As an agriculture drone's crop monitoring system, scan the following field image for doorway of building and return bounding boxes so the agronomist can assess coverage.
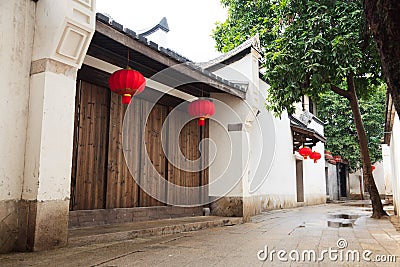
[296,159,304,202]
[325,167,329,196]
[338,164,348,198]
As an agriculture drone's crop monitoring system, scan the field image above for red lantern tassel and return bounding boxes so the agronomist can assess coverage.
[122,94,132,105]
[198,117,205,126]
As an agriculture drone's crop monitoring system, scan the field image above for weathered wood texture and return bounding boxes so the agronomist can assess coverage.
[139,101,168,207]
[167,109,203,205]
[71,81,110,210]
[106,93,140,208]
[70,81,209,211]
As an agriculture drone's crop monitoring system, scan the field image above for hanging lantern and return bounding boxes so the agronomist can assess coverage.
[108,68,146,104]
[372,165,376,171]
[310,151,321,163]
[333,155,342,163]
[298,147,312,159]
[187,99,215,126]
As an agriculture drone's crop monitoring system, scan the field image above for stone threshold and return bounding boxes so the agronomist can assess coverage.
[68,216,243,247]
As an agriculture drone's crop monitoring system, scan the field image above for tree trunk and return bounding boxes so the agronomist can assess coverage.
[364,0,400,116]
[346,75,388,218]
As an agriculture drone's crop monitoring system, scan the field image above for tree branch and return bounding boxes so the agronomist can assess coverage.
[322,74,351,99]
[330,84,351,99]
[299,72,312,89]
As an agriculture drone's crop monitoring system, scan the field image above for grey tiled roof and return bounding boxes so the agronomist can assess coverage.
[140,17,170,36]
[95,13,247,93]
[197,34,261,70]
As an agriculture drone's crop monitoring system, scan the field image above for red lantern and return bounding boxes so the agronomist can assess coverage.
[310,151,321,163]
[108,68,146,104]
[372,165,376,171]
[187,99,215,126]
[298,147,312,159]
[333,155,342,163]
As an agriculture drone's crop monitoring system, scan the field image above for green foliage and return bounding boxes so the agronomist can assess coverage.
[213,0,278,53]
[318,84,386,170]
[212,0,382,115]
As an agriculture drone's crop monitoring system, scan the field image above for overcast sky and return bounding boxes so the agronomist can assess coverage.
[96,0,227,63]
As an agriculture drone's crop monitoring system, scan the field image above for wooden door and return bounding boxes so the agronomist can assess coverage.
[70,81,110,210]
[138,101,168,206]
[105,93,141,208]
[296,159,304,202]
[71,81,209,210]
[167,109,202,205]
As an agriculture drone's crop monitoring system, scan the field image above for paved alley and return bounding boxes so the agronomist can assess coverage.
[1,203,400,266]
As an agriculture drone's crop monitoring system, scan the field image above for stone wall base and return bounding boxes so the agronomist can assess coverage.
[210,195,326,223]
[0,200,20,253]
[210,197,243,217]
[0,199,69,253]
[25,200,70,252]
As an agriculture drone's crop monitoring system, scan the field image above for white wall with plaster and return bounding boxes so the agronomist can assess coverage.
[382,144,393,196]
[208,48,326,209]
[388,114,400,214]
[0,0,36,201]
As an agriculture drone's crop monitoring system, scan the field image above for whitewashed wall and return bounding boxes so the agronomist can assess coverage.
[382,144,393,196]
[208,51,260,199]
[372,161,386,195]
[209,49,326,212]
[349,169,363,196]
[349,162,386,198]
[0,0,35,202]
[389,114,400,215]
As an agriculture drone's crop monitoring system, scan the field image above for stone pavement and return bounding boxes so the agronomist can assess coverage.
[1,203,400,266]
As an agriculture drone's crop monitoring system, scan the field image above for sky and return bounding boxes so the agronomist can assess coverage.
[96,0,228,63]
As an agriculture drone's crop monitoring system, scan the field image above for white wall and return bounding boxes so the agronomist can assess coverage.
[349,169,363,196]
[250,80,297,206]
[389,113,400,214]
[303,141,326,200]
[208,94,249,197]
[372,161,386,195]
[32,0,95,68]
[208,48,326,210]
[349,162,387,198]
[208,50,261,199]
[0,0,36,201]
[382,144,393,196]
[22,71,77,201]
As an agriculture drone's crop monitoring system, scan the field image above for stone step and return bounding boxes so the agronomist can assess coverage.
[68,216,243,247]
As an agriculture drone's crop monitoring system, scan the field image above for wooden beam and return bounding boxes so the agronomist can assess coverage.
[87,44,210,98]
[77,65,184,108]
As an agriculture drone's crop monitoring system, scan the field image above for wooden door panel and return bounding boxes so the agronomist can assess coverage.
[71,81,110,210]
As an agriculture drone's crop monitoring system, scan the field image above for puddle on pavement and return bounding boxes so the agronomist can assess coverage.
[327,213,362,228]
